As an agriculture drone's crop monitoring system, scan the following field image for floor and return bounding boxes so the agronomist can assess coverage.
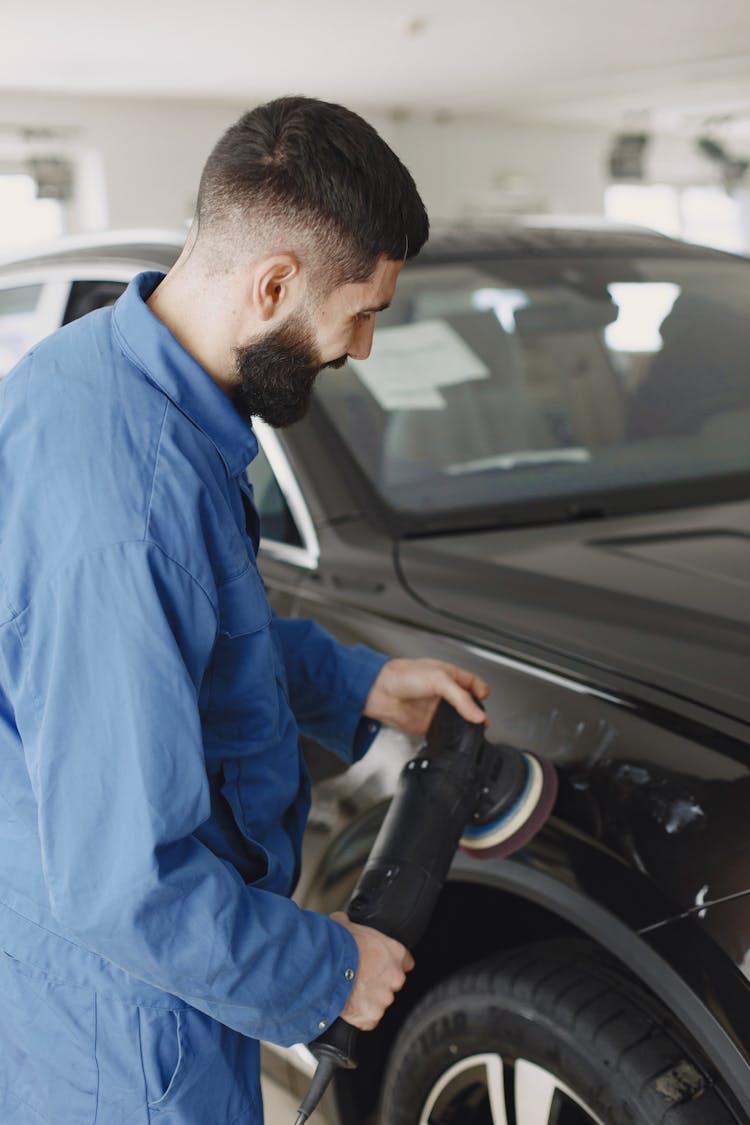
[261,1073,334,1125]
[261,1074,301,1122]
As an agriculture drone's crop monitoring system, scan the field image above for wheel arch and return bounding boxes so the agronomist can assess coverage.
[335,824,750,1123]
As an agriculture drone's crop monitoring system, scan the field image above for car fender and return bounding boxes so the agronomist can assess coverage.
[310,800,750,1117]
[449,826,750,1115]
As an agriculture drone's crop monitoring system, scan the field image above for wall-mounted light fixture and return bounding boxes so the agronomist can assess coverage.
[608,132,650,182]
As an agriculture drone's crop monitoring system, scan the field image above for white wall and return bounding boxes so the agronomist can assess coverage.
[0,92,247,233]
[0,91,613,236]
[5,91,747,247]
[381,115,610,220]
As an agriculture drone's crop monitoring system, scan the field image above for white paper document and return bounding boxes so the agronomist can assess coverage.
[349,318,489,411]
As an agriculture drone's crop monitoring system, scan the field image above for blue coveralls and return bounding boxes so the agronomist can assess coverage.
[0,272,388,1123]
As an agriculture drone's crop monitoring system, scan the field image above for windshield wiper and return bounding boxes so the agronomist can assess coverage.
[444,447,592,476]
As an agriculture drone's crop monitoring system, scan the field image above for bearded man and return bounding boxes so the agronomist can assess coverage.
[0,95,487,1123]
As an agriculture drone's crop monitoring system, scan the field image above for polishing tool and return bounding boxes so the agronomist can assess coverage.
[293,698,558,1124]
[459,737,558,859]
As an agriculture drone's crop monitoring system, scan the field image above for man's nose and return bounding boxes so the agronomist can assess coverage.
[347,319,376,361]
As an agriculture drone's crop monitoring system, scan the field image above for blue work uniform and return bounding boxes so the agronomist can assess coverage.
[0,272,388,1123]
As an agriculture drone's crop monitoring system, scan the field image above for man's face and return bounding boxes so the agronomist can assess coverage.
[232,255,403,428]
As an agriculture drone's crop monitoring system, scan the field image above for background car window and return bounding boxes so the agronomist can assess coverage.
[246,442,303,548]
[63,280,128,323]
[315,255,750,522]
[0,284,43,377]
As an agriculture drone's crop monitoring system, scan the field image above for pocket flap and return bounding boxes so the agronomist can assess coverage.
[217,565,271,638]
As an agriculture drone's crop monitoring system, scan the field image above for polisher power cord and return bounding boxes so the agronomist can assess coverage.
[292,699,558,1123]
[292,1056,338,1125]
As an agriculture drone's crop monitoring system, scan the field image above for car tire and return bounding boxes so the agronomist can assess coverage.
[379,940,739,1125]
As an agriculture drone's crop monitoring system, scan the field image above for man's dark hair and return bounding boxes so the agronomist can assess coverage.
[195,95,429,285]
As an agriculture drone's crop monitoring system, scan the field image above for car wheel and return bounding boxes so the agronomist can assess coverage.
[379,940,737,1125]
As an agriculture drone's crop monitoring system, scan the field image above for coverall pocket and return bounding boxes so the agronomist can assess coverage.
[209,566,279,740]
[216,564,271,639]
[0,949,97,1123]
[138,1007,189,1109]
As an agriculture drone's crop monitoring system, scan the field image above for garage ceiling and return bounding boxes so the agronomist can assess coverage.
[5,0,750,138]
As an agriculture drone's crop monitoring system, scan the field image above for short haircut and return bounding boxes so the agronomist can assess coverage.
[195,95,429,287]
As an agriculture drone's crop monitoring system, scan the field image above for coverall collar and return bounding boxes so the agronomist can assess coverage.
[113,271,258,477]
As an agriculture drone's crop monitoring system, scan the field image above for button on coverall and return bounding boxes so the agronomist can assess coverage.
[0,272,388,1122]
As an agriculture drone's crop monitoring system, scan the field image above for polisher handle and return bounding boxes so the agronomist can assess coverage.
[310,1014,359,1069]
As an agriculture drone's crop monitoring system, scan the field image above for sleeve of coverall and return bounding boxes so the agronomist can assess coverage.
[20,539,358,1046]
[271,615,389,763]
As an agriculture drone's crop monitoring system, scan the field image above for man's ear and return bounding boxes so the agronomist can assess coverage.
[252,253,302,322]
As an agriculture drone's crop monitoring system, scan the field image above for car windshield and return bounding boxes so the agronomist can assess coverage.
[314,252,750,528]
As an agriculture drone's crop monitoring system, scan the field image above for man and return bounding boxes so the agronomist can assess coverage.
[0,96,488,1123]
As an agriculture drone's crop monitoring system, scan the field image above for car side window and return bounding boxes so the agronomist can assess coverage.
[63,280,128,323]
[246,442,303,548]
[0,284,44,377]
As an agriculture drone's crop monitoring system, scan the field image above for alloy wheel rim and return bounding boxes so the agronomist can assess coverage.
[417,1052,607,1125]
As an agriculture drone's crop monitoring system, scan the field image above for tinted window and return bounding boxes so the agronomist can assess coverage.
[315,255,750,525]
[0,284,43,377]
[246,443,302,548]
[64,280,128,323]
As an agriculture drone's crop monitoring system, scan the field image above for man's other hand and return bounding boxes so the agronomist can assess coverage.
[364,658,489,736]
[332,912,415,1031]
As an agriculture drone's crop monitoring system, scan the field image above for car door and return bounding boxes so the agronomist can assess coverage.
[0,262,140,381]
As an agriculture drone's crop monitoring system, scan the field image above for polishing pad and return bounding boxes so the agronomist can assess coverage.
[459,752,558,860]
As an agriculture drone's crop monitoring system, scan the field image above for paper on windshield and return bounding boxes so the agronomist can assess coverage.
[349,318,489,411]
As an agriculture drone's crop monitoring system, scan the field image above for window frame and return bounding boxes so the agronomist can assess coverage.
[253,418,320,571]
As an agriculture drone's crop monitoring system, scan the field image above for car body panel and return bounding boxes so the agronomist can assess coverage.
[395,500,750,725]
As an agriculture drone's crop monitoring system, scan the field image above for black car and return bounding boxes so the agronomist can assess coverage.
[1,222,749,1124]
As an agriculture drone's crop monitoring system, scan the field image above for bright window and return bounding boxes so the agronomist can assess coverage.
[0,174,64,252]
[681,186,745,253]
[606,184,681,238]
[0,284,43,377]
[605,183,746,254]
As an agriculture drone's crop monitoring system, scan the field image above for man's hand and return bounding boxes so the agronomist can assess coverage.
[364,658,489,736]
[332,912,415,1031]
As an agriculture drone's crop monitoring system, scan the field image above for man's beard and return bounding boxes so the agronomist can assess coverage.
[231,311,346,428]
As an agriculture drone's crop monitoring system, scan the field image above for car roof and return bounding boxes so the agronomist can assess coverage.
[0,229,185,274]
[423,218,738,262]
[0,218,737,280]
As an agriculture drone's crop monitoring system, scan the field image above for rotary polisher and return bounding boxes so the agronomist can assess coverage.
[293,699,558,1124]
